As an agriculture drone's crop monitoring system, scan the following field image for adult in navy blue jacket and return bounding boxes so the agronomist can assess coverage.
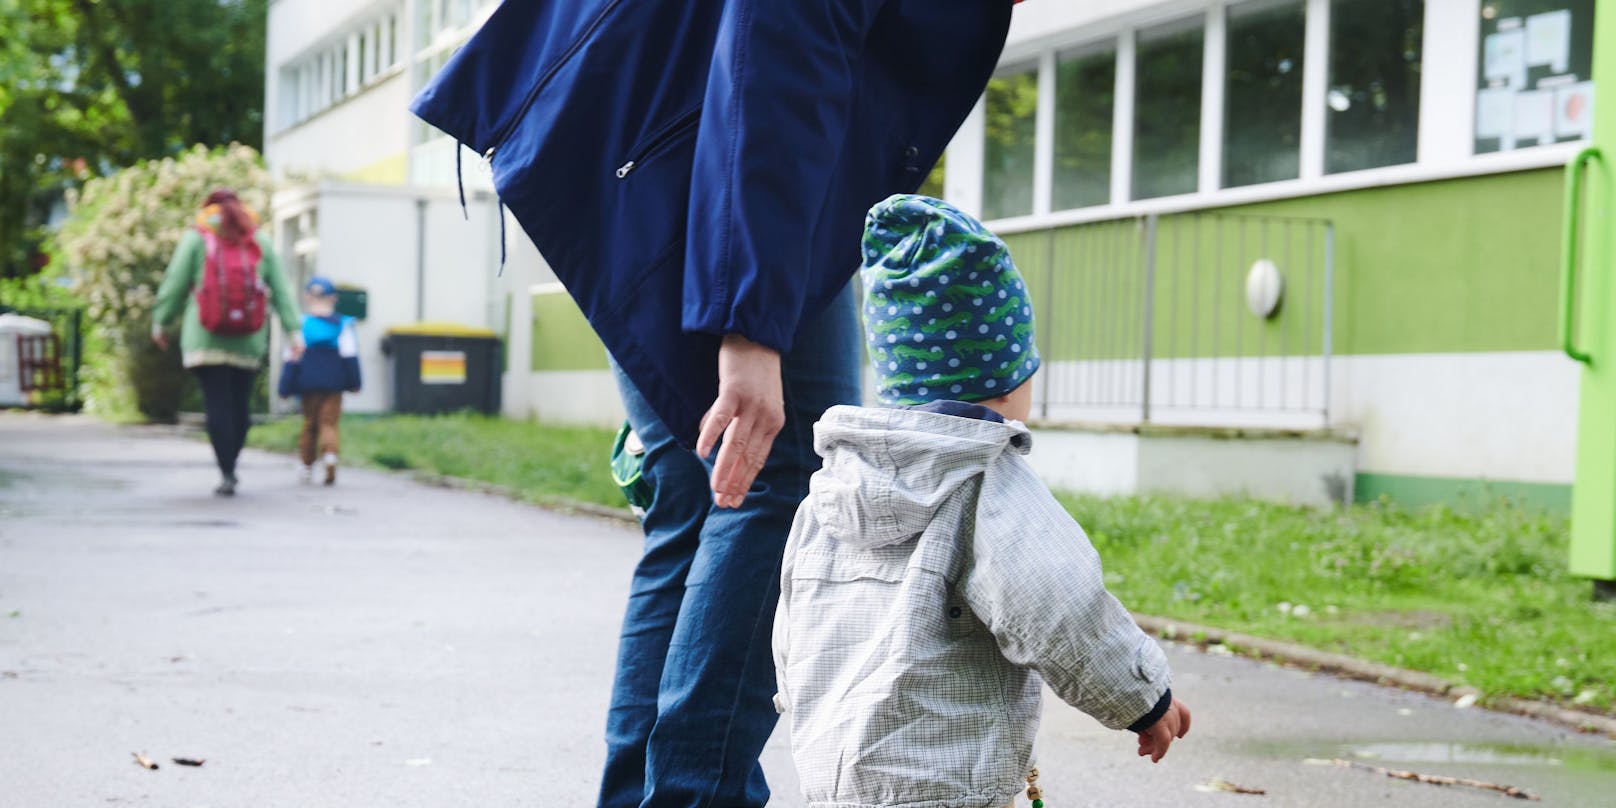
[413,1,1015,805]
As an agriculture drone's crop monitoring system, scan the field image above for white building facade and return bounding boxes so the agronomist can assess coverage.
[263,0,569,417]
[263,0,1599,509]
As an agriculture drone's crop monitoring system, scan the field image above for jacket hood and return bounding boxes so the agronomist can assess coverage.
[810,405,1031,550]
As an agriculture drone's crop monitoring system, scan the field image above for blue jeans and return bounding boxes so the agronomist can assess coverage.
[599,288,860,808]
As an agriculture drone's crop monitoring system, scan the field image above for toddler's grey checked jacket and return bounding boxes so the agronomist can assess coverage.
[773,405,1171,808]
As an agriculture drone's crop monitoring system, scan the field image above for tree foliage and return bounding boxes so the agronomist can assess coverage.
[55,143,271,421]
[0,0,267,278]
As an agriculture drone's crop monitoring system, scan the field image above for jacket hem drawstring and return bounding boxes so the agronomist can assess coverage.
[455,141,507,275]
[455,143,468,220]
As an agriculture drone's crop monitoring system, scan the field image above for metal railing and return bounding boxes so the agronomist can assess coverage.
[0,305,84,411]
[1025,211,1334,429]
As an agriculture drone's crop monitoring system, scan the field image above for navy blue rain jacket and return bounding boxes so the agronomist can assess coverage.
[279,314,362,396]
[411,0,1013,445]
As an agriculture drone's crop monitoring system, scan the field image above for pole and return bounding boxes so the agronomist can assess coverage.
[1566,8,1616,598]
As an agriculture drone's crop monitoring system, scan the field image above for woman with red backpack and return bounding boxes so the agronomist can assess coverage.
[152,189,304,496]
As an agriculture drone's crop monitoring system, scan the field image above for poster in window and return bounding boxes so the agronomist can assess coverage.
[1475,87,1514,139]
[1554,81,1595,139]
[1484,25,1528,90]
[1525,9,1572,72]
[1511,89,1555,145]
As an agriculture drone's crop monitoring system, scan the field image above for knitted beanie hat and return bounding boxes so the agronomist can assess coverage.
[861,195,1040,406]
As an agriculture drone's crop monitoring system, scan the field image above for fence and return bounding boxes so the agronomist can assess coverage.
[0,305,84,411]
[1008,212,1334,429]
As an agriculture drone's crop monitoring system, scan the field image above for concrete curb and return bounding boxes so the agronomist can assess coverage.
[1133,615,1616,739]
[407,472,639,524]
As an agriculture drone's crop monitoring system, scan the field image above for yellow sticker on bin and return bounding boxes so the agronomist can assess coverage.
[420,350,467,385]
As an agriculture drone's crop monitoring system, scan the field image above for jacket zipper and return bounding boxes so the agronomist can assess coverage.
[481,0,627,162]
[615,108,702,179]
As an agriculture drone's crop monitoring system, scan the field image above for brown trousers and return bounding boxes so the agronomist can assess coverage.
[299,391,343,465]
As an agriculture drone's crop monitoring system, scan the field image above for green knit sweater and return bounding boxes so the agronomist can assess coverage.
[152,228,301,370]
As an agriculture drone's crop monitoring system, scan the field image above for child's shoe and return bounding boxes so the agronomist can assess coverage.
[322,453,338,486]
[298,464,313,485]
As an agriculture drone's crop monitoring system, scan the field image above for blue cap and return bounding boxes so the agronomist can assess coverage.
[861,195,1040,406]
[305,276,337,296]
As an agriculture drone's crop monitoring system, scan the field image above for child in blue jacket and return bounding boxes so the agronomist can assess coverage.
[279,277,361,485]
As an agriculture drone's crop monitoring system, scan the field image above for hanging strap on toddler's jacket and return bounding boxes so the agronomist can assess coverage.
[1025,767,1044,808]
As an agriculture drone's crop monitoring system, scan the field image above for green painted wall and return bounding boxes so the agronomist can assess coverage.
[1355,472,1571,514]
[532,292,609,372]
[1003,167,1565,360]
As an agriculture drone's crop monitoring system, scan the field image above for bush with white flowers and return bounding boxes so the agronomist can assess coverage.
[55,144,272,421]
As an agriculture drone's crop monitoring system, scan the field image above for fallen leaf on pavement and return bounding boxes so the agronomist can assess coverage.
[132,752,159,770]
[172,758,205,767]
[1194,778,1266,795]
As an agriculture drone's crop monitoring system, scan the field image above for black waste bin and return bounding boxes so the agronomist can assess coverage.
[382,323,503,415]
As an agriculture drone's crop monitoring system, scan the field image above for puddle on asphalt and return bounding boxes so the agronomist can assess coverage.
[1350,742,1616,772]
[1254,741,1616,774]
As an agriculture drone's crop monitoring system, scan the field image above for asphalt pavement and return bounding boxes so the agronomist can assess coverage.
[2,413,1615,807]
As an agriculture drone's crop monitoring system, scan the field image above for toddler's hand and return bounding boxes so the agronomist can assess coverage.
[1135,697,1191,763]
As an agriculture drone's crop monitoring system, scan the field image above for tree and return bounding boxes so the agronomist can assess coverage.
[55,143,271,421]
[0,0,267,278]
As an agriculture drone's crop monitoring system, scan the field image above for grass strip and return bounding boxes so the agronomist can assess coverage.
[247,412,1616,715]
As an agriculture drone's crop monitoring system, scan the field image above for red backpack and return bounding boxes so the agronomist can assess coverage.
[195,228,267,335]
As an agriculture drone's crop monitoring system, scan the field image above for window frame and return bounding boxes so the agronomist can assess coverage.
[965,0,1588,234]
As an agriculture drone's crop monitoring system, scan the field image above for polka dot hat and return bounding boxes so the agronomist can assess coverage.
[860,194,1040,406]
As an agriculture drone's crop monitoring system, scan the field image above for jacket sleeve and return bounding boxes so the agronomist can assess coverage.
[962,469,1171,731]
[152,230,202,334]
[340,319,362,391]
[681,0,886,353]
[257,238,302,335]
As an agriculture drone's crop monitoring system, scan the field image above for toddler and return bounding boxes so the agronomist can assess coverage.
[279,277,361,485]
[772,195,1189,808]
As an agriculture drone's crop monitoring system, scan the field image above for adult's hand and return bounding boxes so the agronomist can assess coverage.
[151,330,169,351]
[288,332,306,361]
[696,334,784,508]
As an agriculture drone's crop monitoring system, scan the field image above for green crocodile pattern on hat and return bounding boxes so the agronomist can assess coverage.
[860,194,1039,406]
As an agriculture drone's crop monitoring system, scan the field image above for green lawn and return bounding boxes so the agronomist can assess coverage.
[1059,493,1614,715]
[248,412,1614,715]
[247,412,622,509]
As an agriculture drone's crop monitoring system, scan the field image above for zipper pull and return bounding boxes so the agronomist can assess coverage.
[483,146,497,161]
[616,160,635,179]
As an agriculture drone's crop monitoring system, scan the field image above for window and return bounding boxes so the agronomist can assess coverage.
[1224,0,1306,187]
[1474,0,1596,154]
[416,0,435,48]
[1133,18,1204,200]
[1053,41,1116,210]
[388,14,399,68]
[1325,0,1424,174]
[276,6,403,131]
[338,46,350,97]
[982,66,1039,220]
